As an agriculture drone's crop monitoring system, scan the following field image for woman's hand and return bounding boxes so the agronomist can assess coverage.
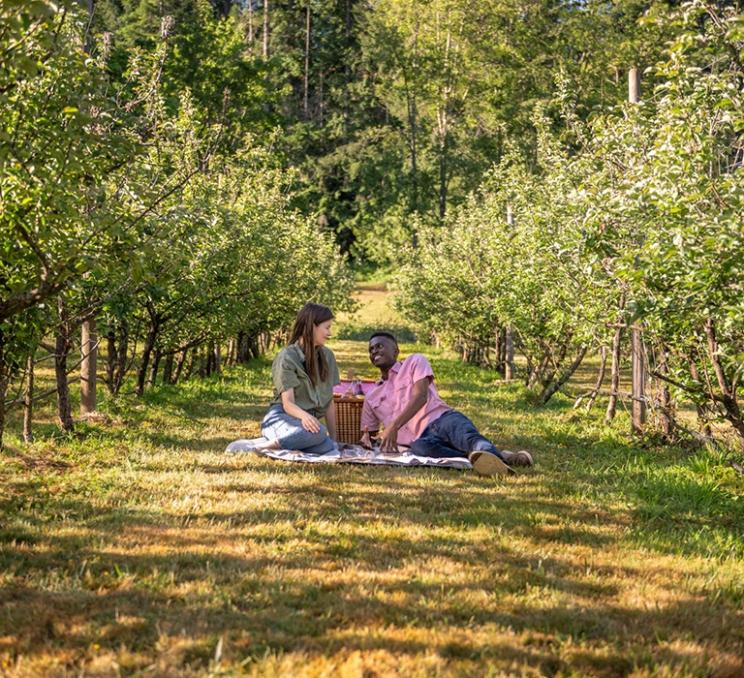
[299,412,321,433]
[282,389,321,433]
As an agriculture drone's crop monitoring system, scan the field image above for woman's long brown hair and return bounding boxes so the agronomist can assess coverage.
[289,303,334,385]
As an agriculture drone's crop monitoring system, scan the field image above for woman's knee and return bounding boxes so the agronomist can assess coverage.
[304,433,335,454]
[271,423,330,451]
[304,424,329,446]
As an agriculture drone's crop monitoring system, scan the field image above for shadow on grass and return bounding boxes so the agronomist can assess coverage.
[2,342,742,674]
[1,483,741,676]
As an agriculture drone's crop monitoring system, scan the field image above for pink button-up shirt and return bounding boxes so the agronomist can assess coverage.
[360,353,452,446]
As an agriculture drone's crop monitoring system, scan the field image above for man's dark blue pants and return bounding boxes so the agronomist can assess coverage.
[407,410,506,462]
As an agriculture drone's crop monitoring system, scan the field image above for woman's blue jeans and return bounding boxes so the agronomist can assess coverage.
[261,404,335,454]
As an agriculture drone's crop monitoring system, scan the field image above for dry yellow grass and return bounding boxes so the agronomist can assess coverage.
[0,291,742,677]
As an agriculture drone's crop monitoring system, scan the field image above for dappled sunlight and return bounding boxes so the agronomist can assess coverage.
[1,317,742,676]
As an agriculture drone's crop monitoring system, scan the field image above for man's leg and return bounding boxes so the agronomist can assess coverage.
[408,418,511,476]
[430,411,506,460]
[431,410,532,469]
[408,428,468,459]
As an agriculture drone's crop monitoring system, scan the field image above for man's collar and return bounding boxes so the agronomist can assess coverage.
[377,360,402,384]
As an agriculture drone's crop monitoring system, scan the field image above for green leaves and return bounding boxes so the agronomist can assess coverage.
[396,0,744,432]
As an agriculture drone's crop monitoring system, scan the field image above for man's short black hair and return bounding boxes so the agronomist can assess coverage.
[369,331,398,345]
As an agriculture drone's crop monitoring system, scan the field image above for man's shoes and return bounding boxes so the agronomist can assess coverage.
[499,449,534,467]
[468,451,515,477]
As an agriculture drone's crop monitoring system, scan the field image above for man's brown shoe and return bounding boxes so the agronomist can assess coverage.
[469,451,515,477]
[500,450,534,467]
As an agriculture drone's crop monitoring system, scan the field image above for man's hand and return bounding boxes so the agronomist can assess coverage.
[360,429,375,449]
[379,425,399,453]
[299,412,321,433]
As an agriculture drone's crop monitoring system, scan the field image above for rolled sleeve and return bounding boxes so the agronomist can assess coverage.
[407,354,435,383]
[361,400,379,431]
[272,354,301,394]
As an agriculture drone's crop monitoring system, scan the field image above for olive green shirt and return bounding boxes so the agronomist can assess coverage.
[270,343,340,416]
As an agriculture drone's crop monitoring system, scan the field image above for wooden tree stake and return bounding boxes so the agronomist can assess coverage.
[631,325,646,434]
[628,67,646,434]
[23,352,34,442]
[504,205,515,381]
[81,318,97,414]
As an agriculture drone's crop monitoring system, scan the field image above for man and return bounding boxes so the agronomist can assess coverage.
[360,332,533,476]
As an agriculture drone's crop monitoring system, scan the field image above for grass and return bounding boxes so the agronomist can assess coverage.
[1,294,743,676]
[335,285,418,343]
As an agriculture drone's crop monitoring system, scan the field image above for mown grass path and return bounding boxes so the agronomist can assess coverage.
[1,293,743,676]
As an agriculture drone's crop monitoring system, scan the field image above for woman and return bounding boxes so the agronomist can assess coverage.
[257,303,340,453]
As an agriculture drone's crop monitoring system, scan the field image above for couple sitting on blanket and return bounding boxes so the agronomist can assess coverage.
[249,302,533,477]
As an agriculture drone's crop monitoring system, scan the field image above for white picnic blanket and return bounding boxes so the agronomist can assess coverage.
[225,438,472,470]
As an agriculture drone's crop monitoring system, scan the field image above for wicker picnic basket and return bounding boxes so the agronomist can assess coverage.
[333,394,365,444]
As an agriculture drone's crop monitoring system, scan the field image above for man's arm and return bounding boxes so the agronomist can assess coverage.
[379,377,430,452]
[360,399,380,448]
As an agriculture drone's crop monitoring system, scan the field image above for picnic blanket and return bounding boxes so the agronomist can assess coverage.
[225,438,472,470]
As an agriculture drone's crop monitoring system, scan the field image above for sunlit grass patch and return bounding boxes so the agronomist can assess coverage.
[1,298,742,675]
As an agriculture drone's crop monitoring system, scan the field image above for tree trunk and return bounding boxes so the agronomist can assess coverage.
[148,347,161,387]
[184,348,197,381]
[213,342,221,375]
[318,69,324,125]
[80,317,97,414]
[172,348,187,384]
[631,325,646,434]
[538,346,587,405]
[704,317,744,444]
[605,293,626,423]
[247,334,260,360]
[438,119,448,220]
[528,351,550,389]
[262,0,269,58]
[541,336,571,389]
[0,331,8,449]
[259,332,269,356]
[113,320,129,396]
[303,4,310,118]
[341,0,351,136]
[504,207,516,381]
[236,331,248,363]
[247,0,254,47]
[689,357,712,437]
[23,351,34,443]
[106,323,116,395]
[204,343,213,377]
[656,344,674,438]
[198,348,207,379]
[55,298,74,433]
[161,352,174,385]
[587,346,607,410]
[504,328,514,381]
[137,315,160,397]
[437,27,451,221]
[408,90,419,218]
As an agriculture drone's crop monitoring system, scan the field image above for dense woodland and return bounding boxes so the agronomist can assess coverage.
[0,0,742,448]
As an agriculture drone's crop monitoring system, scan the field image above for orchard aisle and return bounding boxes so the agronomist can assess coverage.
[0,289,742,676]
